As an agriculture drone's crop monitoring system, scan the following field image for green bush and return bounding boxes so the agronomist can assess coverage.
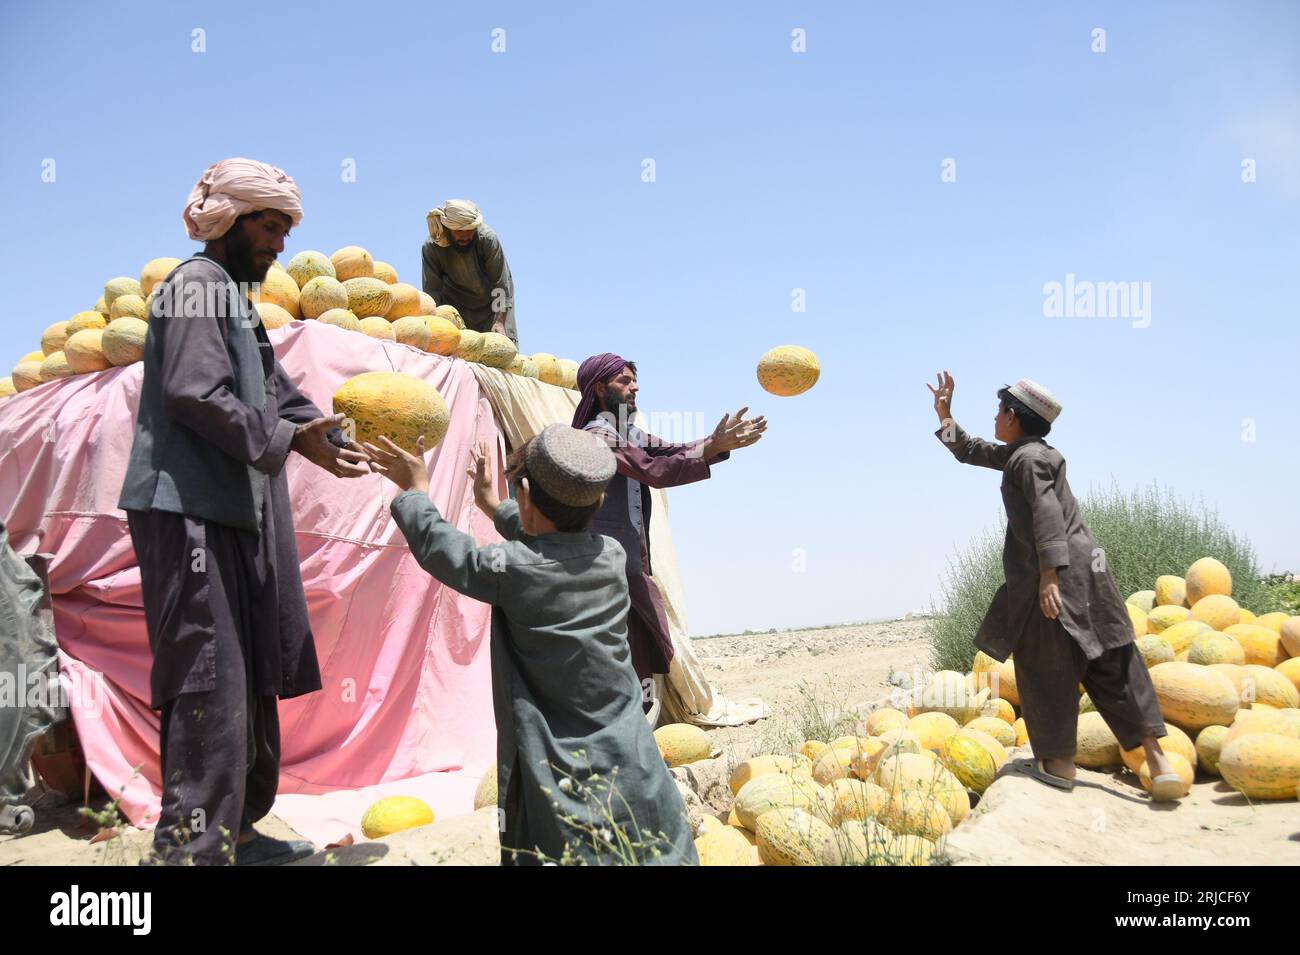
[928,482,1266,673]
[1260,574,1300,615]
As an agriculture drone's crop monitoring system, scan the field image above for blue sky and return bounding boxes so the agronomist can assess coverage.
[2,1,1297,635]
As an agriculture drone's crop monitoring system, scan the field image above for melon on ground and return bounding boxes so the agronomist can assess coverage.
[39,351,74,381]
[1127,590,1156,613]
[652,723,711,768]
[332,371,449,456]
[1208,664,1248,704]
[1013,717,1029,746]
[254,302,294,330]
[813,746,861,786]
[64,329,112,374]
[955,726,1008,769]
[1254,612,1289,634]
[695,825,757,866]
[799,740,829,764]
[139,257,182,298]
[1187,631,1244,667]
[1239,609,1256,625]
[12,360,43,392]
[1126,604,1149,637]
[912,672,989,725]
[1147,605,1192,633]
[908,712,960,753]
[1222,707,1300,746]
[384,283,424,320]
[300,276,349,319]
[372,260,398,284]
[976,697,1016,726]
[1135,635,1175,668]
[359,316,396,340]
[286,250,335,288]
[1217,733,1300,800]
[821,779,890,824]
[1185,557,1232,606]
[1275,658,1300,696]
[1224,624,1286,667]
[251,268,301,319]
[1154,575,1187,608]
[391,316,433,351]
[317,309,362,332]
[1190,594,1241,632]
[104,277,143,309]
[965,716,1016,750]
[941,734,997,794]
[101,318,148,367]
[728,754,812,795]
[984,655,1020,707]
[1160,619,1213,654]
[1283,618,1300,658]
[872,752,968,826]
[1120,723,1196,775]
[877,791,953,840]
[755,808,835,866]
[360,796,434,839]
[733,773,822,830]
[343,277,394,318]
[331,245,374,281]
[1074,711,1122,769]
[1149,661,1238,731]
[476,332,518,369]
[66,311,107,337]
[473,765,498,810]
[109,294,148,321]
[1240,665,1300,710]
[864,708,909,737]
[757,345,820,397]
[1136,753,1193,797]
[1195,725,1230,776]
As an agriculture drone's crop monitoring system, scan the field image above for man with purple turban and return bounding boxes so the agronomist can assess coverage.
[118,158,371,865]
[573,354,766,710]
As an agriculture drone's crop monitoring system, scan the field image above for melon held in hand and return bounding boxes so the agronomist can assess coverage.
[332,371,449,456]
[757,345,819,397]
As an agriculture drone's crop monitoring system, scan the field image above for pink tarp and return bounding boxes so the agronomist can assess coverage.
[0,321,505,845]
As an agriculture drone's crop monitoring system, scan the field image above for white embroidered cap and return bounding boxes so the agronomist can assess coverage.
[1008,378,1062,423]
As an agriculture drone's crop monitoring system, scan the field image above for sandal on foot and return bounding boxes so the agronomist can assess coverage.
[235,833,316,866]
[1149,772,1185,802]
[1025,759,1075,791]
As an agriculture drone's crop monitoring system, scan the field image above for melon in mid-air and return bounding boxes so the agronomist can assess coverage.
[332,371,449,456]
[758,345,819,397]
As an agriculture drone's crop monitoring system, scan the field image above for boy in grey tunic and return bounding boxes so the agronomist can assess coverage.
[368,425,697,864]
[928,372,1183,801]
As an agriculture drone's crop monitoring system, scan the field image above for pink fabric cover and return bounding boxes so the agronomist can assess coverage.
[0,321,502,843]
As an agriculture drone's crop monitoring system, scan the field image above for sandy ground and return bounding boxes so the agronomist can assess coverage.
[4,618,1298,865]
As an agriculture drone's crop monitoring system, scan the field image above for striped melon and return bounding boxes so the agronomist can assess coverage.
[476,332,517,369]
[317,309,362,332]
[1195,725,1230,776]
[455,329,484,362]
[873,752,968,826]
[1188,631,1245,666]
[733,773,822,830]
[66,311,106,337]
[1149,661,1238,731]
[418,291,437,314]
[877,791,953,840]
[433,304,464,329]
[391,316,433,351]
[254,302,294,330]
[1120,723,1196,775]
[965,716,1016,750]
[1223,708,1300,746]
[1255,612,1290,634]
[818,820,892,866]
[728,754,812,795]
[372,260,398,284]
[1283,618,1300,658]
[531,353,563,386]
[652,723,711,768]
[140,257,182,297]
[251,268,301,319]
[822,779,890,824]
[1136,635,1175,668]
[1240,665,1300,710]
[104,277,143,309]
[864,708,909,737]
[473,765,497,810]
[39,351,74,381]
[1275,658,1300,695]
[331,245,374,281]
[955,726,1008,769]
[384,283,424,320]
[286,250,335,288]
[1154,575,1187,607]
[343,277,394,318]
[1160,619,1213,654]
[64,329,111,374]
[332,371,449,455]
[109,294,147,321]
[1185,557,1232,606]
[757,345,819,397]
[695,825,757,866]
[1137,753,1193,797]
[1218,734,1300,800]
[1224,624,1286,667]
[425,317,461,356]
[359,316,396,340]
[301,276,349,319]
[908,712,960,753]
[1075,711,1122,769]
[1127,603,1149,637]
[1147,606,1192,633]
[941,734,997,794]
[1190,594,1241,631]
[1127,590,1157,613]
[1208,664,1248,705]
[12,360,43,392]
[360,795,434,839]
[755,808,834,866]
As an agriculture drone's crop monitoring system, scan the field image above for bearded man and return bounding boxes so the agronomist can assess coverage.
[118,158,370,865]
[421,199,518,343]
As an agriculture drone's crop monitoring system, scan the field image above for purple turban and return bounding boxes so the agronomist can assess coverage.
[571,353,633,428]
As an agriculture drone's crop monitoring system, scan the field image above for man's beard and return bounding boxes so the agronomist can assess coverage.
[223,226,269,284]
[600,394,635,431]
[454,235,476,250]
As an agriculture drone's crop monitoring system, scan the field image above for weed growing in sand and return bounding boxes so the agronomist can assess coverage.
[757,681,862,756]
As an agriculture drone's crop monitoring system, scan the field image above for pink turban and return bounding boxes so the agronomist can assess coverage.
[572,353,634,428]
[182,158,303,241]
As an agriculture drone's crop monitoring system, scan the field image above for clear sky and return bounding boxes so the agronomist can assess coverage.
[2,1,1296,636]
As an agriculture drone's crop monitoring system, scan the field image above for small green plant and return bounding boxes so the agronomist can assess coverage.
[756,681,862,756]
[1259,573,1300,615]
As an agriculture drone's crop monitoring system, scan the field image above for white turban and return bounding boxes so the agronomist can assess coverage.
[183,158,303,242]
[427,199,484,247]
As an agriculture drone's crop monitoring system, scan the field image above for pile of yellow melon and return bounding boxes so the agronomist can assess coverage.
[1,246,582,405]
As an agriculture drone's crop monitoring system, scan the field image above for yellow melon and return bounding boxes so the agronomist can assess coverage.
[1239,609,1256,625]
[965,716,1016,750]
[1126,603,1149,637]
[976,696,1016,726]
[1224,624,1286,667]
[1218,734,1300,800]
[509,355,539,378]
[93,295,109,317]
[455,328,484,362]
[864,708,909,737]
[96,317,147,368]
[384,283,424,320]
[908,712,960,753]
[66,310,106,337]
[360,795,434,839]
[1223,707,1300,746]
[728,754,812,795]
[1013,717,1029,746]
[1282,618,1300,658]
[877,791,952,840]
[1149,661,1238,731]
[254,302,294,330]
[1195,725,1229,776]
[652,723,712,768]
[332,371,449,455]
[813,746,860,786]
[417,291,437,314]
[1120,723,1196,775]
[756,808,835,866]
[1135,634,1175,668]
[316,309,362,332]
[733,773,822,831]
[104,276,143,309]
[473,765,497,810]
[531,353,563,386]
[331,245,374,281]
[424,317,462,356]
[872,752,968,826]
[1254,612,1289,634]
[18,350,43,364]
[556,358,579,390]
[1187,631,1245,666]
[955,726,1008,769]
[799,740,829,765]
[286,250,335,288]
[251,268,301,319]
[109,294,147,321]
[1136,752,1193,797]
[139,257,182,298]
[1240,665,1300,710]
[0,377,14,399]
[1207,663,1248,704]
[372,260,398,284]
[433,304,464,329]
[343,277,394,319]
[39,351,74,381]
[390,316,433,350]
[848,739,893,782]
[12,360,43,392]
[1075,711,1122,769]
[359,316,396,340]
[1147,605,1192,633]
[64,329,111,374]
[1274,659,1300,696]
[1154,575,1187,607]
[820,778,890,825]
[1159,619,1213,654]
[1127,590,1156,613]
[941,733,997,794]
[1190,594,1241,632]
[300,276,349,319]
[1185,557,1232,605]
[695,825,757,866]
[757,345,819,397]
[984,655,1020,707]
[476,332,518,369]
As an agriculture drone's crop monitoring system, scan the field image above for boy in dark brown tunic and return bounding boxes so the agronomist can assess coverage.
[928,372,1183,801]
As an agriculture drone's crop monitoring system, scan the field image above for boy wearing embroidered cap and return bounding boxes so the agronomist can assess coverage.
[366,426,698,864]
[927,371,1182,801]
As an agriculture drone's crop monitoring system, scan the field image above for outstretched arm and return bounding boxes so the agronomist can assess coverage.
[929,370,1012,471]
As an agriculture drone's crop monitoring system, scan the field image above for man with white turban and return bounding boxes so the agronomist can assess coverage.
[422,199,518,344]
[119,158,371,865]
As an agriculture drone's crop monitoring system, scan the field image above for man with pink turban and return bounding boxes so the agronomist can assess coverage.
[573,354,766,712]
[119,158,370,865]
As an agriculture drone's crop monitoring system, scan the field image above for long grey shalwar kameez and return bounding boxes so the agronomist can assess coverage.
[936,423,1166,760]
[389,492,697,866]
[420,226,517,343]
[118,256,333,864]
